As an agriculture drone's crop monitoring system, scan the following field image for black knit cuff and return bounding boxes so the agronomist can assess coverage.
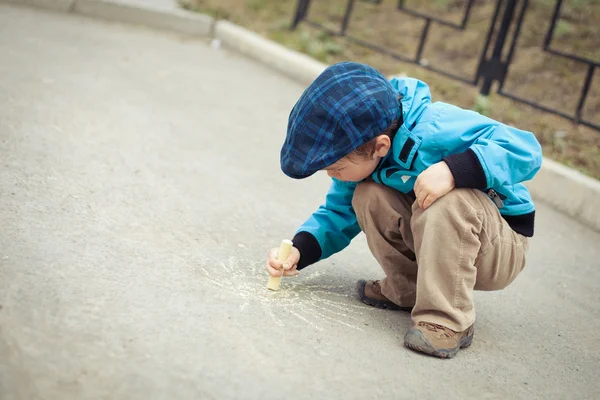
[503,211,535,237]
[443,149,487,189]
[292,231,322,270]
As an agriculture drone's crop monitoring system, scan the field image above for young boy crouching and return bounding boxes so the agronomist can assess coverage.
[265,62,542,358]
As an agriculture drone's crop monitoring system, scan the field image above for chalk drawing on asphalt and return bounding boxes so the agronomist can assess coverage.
[196,257,365,332]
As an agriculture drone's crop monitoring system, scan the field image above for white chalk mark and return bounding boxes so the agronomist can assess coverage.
[319,306,364,325]
[288,309,323,331]
[228,257,239,274]
[297,303,363,331]
[315,301,362,321]
[264,302,285,327]
[318,297,366,312]
[220,262,232,273]
[302,271,322,281]
[198,266,211,276]
[201,275,226,289]
[305,289,349,298]
[196,258,369,332]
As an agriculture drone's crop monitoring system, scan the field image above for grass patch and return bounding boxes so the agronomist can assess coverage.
[474,94,491,117]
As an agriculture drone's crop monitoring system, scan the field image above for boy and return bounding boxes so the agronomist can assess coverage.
[265,62,542,358]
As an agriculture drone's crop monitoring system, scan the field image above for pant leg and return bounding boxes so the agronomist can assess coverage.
[352,182,418,307]
[410,188,529,332]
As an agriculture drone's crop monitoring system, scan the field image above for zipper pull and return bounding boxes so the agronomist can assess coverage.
[487,189,504,208]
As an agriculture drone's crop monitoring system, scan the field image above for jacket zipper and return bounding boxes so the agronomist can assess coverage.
[487,189,505,208]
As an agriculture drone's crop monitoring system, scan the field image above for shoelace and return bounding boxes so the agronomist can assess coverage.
[372,280,382,294]
[418,321,456,338]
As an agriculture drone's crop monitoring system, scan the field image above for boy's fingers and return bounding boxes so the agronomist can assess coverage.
[283,252,299,270]
[266,264,297,277]
[283,265,299,276]
[417,190,425,208]
[266,257,283,276]
[266,264,283,277]
[266,247,299,276]
[268,259,283,273]
[423,194,435,210]
[414,174,422,191]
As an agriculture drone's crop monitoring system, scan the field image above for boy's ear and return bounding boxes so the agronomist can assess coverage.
[374,135,392,158]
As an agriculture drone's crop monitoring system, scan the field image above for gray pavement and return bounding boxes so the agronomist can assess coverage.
[1,5,599,400]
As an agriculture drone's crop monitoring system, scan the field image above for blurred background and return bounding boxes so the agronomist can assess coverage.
[181,0,600,179]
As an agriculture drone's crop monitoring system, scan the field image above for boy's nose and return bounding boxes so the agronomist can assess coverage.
[326,170,335,178]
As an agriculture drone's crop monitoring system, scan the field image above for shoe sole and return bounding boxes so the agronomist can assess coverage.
[356,280,413,312]
[403,328,474,359]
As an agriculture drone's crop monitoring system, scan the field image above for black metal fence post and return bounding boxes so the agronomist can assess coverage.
[340,0,356,36]
[415,19,432,64]
[291,0,312,30]
[543,0,563,50]
[498,0,529,92]
[480,0,519,95]
[576,65,595,123]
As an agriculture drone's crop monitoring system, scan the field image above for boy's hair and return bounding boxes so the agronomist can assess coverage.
[349,119,401,160]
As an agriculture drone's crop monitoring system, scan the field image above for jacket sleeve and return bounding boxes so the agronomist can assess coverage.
[292,178,361,270]
[433,104,543,189]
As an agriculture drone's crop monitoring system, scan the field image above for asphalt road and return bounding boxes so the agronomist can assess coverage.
[1,5,599,399]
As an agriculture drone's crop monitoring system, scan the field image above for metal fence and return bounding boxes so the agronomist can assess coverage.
[291,0,599,131]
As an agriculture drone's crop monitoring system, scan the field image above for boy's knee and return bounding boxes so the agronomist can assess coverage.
[351,182,385,215]
[352,182,401,228]
[411,189,484,233]
[413,189,482,217]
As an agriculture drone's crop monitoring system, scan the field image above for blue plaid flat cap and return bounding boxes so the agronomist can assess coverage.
[280,62,401,179]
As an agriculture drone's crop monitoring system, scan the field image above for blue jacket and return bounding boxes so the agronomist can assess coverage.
[293,77,542,268]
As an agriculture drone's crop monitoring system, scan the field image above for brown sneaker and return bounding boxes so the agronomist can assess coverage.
[404,321,474,358]
[356,280,413,311]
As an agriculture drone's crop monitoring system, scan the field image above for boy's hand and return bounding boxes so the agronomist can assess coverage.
[415,161,455,210]
[265,246,301,277]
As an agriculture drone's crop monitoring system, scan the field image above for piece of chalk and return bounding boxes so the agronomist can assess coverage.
[267,239,293,291]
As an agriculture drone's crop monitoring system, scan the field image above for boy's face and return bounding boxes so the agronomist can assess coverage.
[323,156,381,182]
[322,135,391,182]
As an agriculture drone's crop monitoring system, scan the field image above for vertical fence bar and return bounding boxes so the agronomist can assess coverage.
[499,0,529,91]
[291,0,312,30]
[415,19,432,63]
[575,65,595,123]
[340,0,356,36]
[480,0,518,96]
[460,0,476,28]
[543,0,563,49]
[475,0,504,84]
